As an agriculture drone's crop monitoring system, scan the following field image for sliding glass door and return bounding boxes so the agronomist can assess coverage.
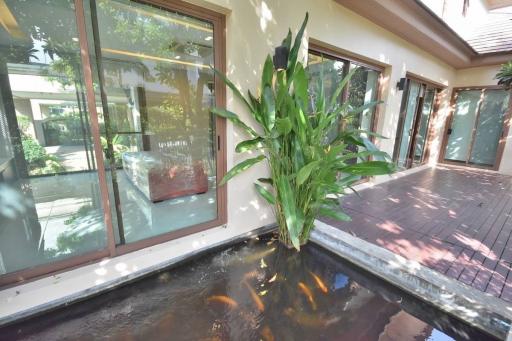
[0,0,107,276]
[0,0,225,284]
[87,0,219,245]
[394,79,438,169]
[444,88,509,168]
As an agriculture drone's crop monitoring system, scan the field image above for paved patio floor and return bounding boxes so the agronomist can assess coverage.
[321,165,512,303]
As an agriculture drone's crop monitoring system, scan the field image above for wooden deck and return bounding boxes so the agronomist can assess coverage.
[321,165,512,303]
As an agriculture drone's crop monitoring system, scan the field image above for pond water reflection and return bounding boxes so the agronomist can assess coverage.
[1,235,497,340]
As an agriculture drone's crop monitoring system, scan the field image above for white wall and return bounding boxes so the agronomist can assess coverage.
[186,0,459,232]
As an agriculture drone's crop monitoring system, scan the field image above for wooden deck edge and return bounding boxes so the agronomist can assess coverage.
[311,220,512,340]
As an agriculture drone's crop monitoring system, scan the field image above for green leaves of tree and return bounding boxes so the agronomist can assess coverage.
[276,177,303,250]
[296,161,318,186]
[341,161,396,176]
[211,12,395,251]
[254,182,275,205]
[219,155,265,186]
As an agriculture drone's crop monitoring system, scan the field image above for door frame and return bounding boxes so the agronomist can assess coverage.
[439,86,512,171]
[392,76,441,169]
[0,0,227,287]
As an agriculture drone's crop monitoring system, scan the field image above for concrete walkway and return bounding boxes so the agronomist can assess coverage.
[321,165,512,303]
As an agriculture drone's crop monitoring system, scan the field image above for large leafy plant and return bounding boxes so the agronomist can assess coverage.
[212,14,395,250]
[496,60,512,89]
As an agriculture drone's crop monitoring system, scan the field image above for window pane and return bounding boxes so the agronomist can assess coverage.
[89,0,218,244]
[413,88,435,162]
[397,81,420,167]
[469,90,509,166]
[0,0,106,274]
[445,90,481,162]
[307,52,346,109]
[347,63,379,131]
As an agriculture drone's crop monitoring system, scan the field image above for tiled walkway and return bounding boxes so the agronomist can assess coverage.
[321,165,512,303]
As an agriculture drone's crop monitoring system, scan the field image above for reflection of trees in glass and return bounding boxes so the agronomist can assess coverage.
[96,0,215,165]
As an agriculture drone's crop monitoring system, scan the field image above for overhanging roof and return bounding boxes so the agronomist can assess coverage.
[485,0,512,10]
[335,0,512,69]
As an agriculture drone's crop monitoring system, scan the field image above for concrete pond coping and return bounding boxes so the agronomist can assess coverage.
[311,220,512,340]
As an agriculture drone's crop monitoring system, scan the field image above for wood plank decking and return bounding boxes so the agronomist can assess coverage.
[320,165,512,303]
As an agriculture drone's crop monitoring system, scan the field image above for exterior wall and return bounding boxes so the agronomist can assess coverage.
[453,65,512,174]
[453,65,501,86]
[188,0,457,232]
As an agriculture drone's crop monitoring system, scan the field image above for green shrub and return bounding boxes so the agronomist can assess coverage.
[211,14,395,250]
[22,136,64,175]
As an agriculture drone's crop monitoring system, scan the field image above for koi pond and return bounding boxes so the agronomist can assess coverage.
[0,234,498,340]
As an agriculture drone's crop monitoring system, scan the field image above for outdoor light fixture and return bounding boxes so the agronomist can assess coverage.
[396,77,407,91]
[273,45,288,70]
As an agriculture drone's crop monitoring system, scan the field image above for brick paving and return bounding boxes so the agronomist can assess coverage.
[321,165,512,302]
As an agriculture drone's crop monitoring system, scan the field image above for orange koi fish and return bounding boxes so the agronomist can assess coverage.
[206,295,239,309]
[309,271,329,294]
[260,325,275,341]
[243,269,260,281]
[243,247,276,263]
[298,282,317,310]
[243,281,265,312]
[284,308,340,328]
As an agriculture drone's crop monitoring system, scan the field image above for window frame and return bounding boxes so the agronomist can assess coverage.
[0,0,227,287]
[307,42,384,143]
[392,73,444,169]
[439,85,512,171]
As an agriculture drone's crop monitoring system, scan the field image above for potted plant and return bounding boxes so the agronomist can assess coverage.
[211,14,395,250]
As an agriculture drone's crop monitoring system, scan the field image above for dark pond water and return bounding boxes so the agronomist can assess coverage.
[0,235,499,341]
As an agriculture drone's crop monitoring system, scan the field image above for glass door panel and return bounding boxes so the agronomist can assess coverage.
[348,64,379,132]
[88,0,218,244]
[397,81,420,168]
[469,90,509,166]
[444,90,481,162]
[0,0,107,274]
[413,88,435,163]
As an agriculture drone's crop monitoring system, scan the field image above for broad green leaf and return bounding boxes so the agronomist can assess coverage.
[297,161,319,186]
[348,100,383,115]
[337,174,360,186]
[211,107,258,137]
[287,12,309,80]
[276,176,303,250]
[235,137,264,153]
[353,129,388,139]
[212,67,254,113]
[220,155,265,185]
[261,55,274,90]
[337,150,389,162]
[275,117,292,135]
[361,137,391,161]
[292,135,305,172]
[317,69,326,112]
[293,63,308,110]
[247,90,265,126]
[254,182,275,205]
[258,177,273,185]
[328,67,357,110]
[262,86,276,130]
[319,207,352,221]
[340,161,395,176]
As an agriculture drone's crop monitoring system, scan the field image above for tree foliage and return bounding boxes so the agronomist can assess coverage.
[212,14,395,250]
